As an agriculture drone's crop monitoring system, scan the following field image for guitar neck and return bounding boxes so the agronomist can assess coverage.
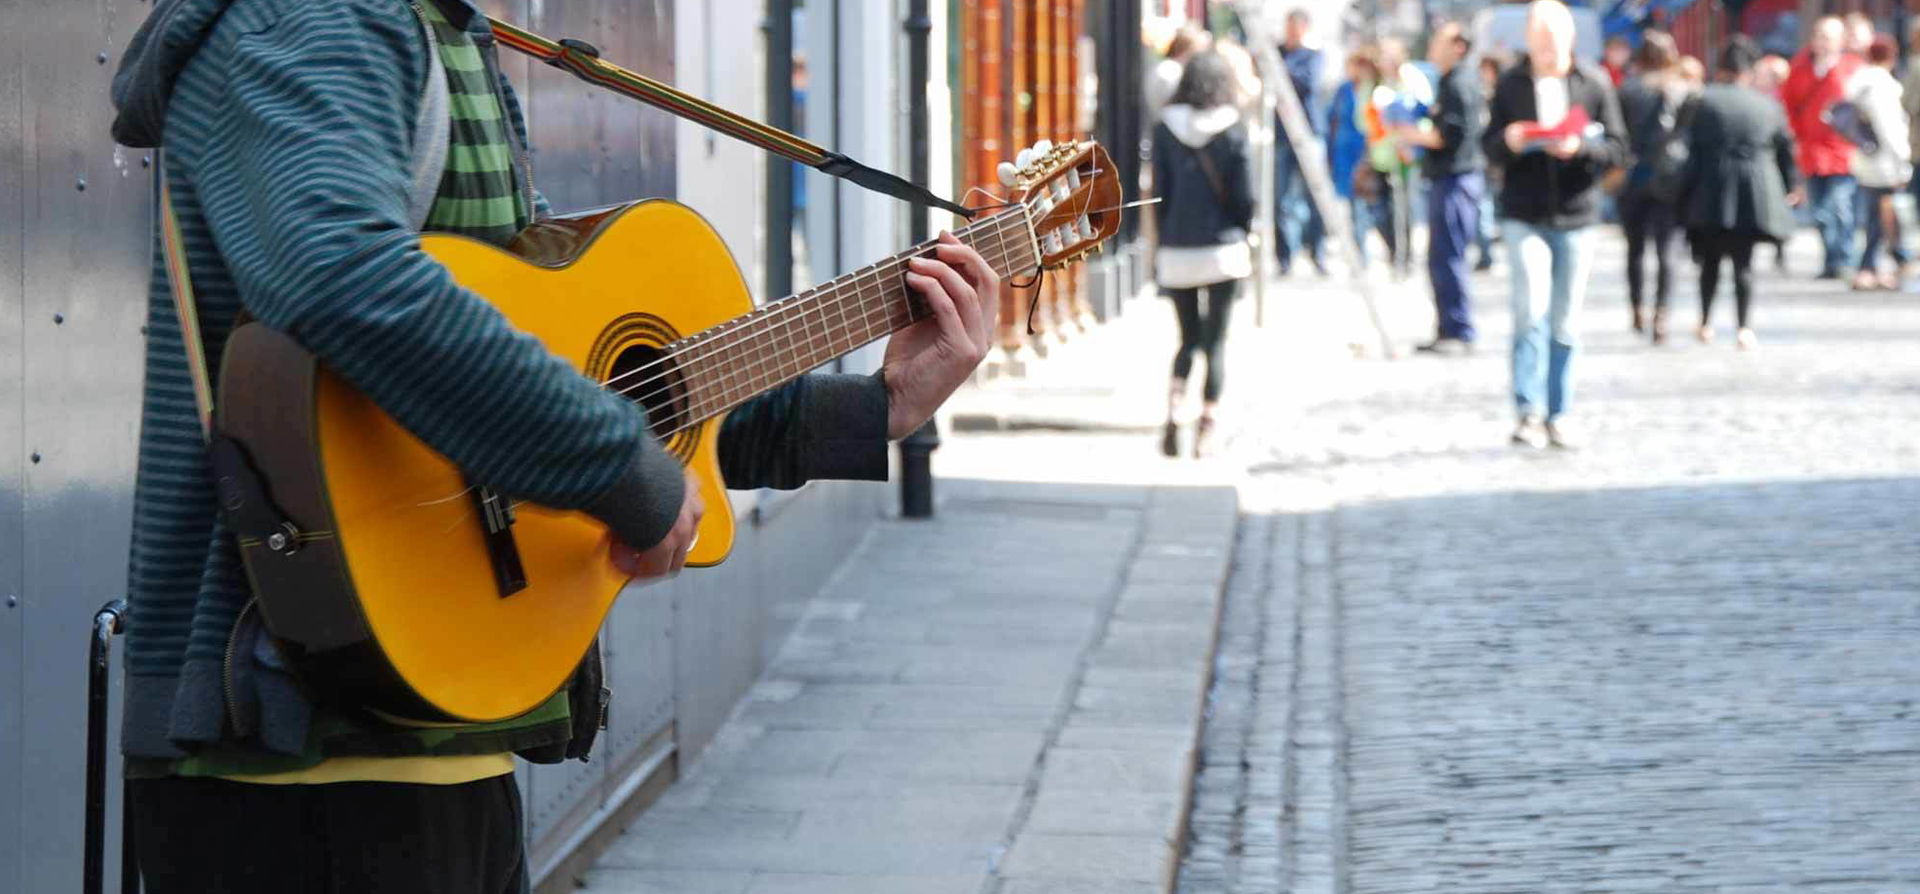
[645,209,1038,436]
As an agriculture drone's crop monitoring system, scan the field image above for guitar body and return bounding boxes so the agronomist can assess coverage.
[214,140,1116,728]
[219,200,744,724]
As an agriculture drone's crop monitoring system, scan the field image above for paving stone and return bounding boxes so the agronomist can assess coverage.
[1037,747,1193,796]
[1024,789,1183,837]
[999,833,1175,885]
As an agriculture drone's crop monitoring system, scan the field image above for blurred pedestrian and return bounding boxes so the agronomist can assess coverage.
[1367,38,1433,278]
[1148,26,1210,121]
[1397,21,1484,354]
[1603,35,1632,87]
[1329,46,1395,267]
[1484,0,1628,448]
[1845,12,1875,58]
[1616,30,1692,343]
[1846,35,1910,291]
[1782,16,1862,279]
[1476,52,1512,271]
[1679,55,1706,88]
[1152,52,1255,459]
[1273,9,1328,277]
[1677,36,1799,351]
[1755,53,1792,271]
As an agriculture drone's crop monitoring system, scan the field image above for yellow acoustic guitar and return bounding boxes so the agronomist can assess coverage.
[213,141,1120,724]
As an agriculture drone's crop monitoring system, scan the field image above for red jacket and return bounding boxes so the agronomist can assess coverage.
[1780,50,1862,177]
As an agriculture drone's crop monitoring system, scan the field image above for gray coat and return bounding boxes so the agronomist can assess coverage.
[1678,84,1800,242]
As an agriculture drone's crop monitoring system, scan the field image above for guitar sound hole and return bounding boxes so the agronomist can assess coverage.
[609,345,688,439]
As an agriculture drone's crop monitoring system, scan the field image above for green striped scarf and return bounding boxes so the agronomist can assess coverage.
[420,1,529,245]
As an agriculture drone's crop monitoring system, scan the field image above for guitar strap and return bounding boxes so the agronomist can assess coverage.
[486,17,977,219]
[157,175,215,442]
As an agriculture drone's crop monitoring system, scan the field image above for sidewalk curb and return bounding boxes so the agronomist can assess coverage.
[992,486,1240,893]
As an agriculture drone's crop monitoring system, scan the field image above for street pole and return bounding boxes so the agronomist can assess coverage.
[898,0,940,519]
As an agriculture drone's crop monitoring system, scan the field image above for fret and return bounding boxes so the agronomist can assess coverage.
[650,204,1046,433]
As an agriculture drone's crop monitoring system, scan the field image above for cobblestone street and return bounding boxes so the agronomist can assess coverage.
[1224,234,1920,892]
[951,229,1920,892]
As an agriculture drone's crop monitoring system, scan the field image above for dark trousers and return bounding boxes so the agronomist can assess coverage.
[1168,279,1239,402]
[129,775,529,894]
[1696,231,1759,328]
[1620,191,1680,313]
[1426,171,1482,341]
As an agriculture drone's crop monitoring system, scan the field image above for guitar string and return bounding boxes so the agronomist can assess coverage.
[587,215,1027,432]
[601,210,1034,421]
[597,210,1029,409]
[662,191,1062,431]
[653,223,1041,436]
[658,222,1023,429]
[593,207,1024,397]
[641,225,1040,437]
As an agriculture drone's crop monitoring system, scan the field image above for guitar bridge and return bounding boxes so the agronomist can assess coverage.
[473,485,529,597]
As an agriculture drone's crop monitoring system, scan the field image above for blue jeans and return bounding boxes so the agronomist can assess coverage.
[1427,172,1482,341]
[1808,174,1858,275]
[1503,220,1595,421]
[1274,142,1325,272]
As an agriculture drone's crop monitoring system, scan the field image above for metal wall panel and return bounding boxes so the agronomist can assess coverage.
[12,0,152,889]
[1,0,29,887]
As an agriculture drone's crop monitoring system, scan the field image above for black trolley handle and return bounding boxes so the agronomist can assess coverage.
[85,599,137,894]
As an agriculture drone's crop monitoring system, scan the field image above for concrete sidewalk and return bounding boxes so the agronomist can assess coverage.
[579,474,1236,894]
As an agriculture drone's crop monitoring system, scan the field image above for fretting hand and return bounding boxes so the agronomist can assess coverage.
[884,231,1000,439]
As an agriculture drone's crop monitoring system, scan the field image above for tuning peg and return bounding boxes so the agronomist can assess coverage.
[1015,147,1034,169]
[1078,217,1095,240]
[997,162,1019,187]
[1033,139,1054,157]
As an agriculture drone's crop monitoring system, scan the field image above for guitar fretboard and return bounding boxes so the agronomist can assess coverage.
[619,209,1038,436]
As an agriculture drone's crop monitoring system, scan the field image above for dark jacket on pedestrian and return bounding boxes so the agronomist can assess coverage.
[1482,57,1630,228]
[1617,72,1693,196]
[1678,83,1800,242]
[1275,43,1325,140]
[1423,63,1486,179]
[1152,105,1257,247]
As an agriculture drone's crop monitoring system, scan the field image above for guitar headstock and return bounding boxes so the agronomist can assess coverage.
[994,140,1122,271]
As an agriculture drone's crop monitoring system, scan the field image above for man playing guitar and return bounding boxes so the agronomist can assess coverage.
[110,0,999,889]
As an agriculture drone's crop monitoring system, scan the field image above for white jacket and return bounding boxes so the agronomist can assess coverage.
[1848,65,1912,188]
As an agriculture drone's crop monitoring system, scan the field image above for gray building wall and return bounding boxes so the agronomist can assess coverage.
[0,1,883,889]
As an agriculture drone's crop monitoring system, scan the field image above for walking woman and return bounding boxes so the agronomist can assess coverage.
[1616,31,1691,343]
[1152,51,1255,458]
[1678,36,1799,350]
[1848,35,1911,291]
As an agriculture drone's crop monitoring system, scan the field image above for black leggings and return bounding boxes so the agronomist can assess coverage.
[1621,193,1679,312]
[1697,233,1758,329]
[1168,279,1239,403]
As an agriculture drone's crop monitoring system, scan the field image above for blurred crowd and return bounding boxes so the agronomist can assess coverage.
[1144,2,1914,454]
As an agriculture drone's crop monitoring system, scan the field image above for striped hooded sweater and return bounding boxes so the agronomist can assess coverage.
[109,0,889,764]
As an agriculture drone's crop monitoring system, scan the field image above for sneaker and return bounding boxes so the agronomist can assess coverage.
[1544,419,1579,450]
[1735,328,1759,351]
[1510,416,1547,448]
[1631,307,1648,335]
[1696,324,1714,345]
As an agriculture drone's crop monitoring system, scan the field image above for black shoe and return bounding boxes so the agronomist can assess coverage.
[1160,421,1180,457]
[1415,337,1473,356]
[1474,256,1494,272]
